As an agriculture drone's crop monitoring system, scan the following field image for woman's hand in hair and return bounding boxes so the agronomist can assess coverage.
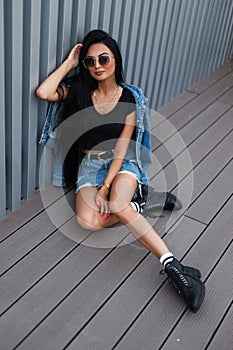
[36,43,82,101]
[67,43,83,69]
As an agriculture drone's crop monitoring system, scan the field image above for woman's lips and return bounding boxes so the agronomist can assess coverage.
[95,71,105,76]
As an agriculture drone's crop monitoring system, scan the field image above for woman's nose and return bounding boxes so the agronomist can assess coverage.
[94,58,101,68]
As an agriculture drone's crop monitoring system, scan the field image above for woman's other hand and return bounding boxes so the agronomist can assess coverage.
[95,186,110,220]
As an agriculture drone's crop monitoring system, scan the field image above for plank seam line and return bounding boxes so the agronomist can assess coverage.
[0,213,76,278]
[204,301,233,350]
[110,281,176,350]
[0,187,73,244]
[157,308,188,350]
[151,104,233,178]
[180,195,233,265]
[204,239,233,285]
[186,66,233,96]
[153,70,233,130]
[183,157,233,219]
[156,92,198,122]
[151,101,232,155]
[169,129,233,193]
[184,215,207,226]
[151,157,233,242]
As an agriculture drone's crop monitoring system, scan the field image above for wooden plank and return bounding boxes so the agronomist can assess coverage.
[0,191,44,241]
[187,160,233,224]
[153,73,233,134]
[150,76,232,154]
[151,108,233,193]
[218,87,233,106]
[207,303,233,350]
[160,245,233,350]
[144,119,233,238]
[12,217,205,350]
[150,130,232,219]
[152,130,233,233]
[113,196,233,350]
[64,217,205,350]
[158,91,197,118]
[0,186,73,242]
[188,60,233,94]
[0,231,76,314]
[149,101,230,172]
[0,191,74,274]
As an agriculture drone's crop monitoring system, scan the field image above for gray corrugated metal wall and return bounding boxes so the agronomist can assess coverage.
[1,0,232,219]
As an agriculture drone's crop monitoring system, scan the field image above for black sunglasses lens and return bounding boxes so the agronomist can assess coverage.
[99,55,110,65]
[83,57,95,67]
[83,55,111,68]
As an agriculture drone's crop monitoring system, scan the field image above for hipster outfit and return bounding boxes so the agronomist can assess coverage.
[39,82,152,191]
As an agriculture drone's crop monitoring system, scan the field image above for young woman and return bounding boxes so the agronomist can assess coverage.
[37,30,205,312]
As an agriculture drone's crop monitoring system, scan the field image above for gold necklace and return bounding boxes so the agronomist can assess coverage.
[93,86,120,113]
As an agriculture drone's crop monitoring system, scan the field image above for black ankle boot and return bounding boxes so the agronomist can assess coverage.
[163,258,205,312]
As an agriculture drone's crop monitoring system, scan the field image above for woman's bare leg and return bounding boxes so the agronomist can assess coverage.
[76,186,120,230]
[109,174,170,259]
[75,176,170,258]
[76,176,205,312]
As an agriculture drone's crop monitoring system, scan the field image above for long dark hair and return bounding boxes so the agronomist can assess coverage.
[61,29,124,117]
[62,30,124,186]
[79,29,124,95]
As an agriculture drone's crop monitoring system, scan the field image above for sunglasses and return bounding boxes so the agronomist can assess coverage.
[82,54,113,68]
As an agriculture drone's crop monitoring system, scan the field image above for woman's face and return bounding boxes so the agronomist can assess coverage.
[84,43,116,82]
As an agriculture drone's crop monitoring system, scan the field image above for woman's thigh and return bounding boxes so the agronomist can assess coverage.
[109,173,138,214]
[76,186,98,219]
[76,186,120,230]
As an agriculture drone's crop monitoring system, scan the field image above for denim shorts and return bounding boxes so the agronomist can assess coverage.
[75,154,141,193]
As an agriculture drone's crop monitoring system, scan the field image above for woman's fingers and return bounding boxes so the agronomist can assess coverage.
[96,195,109,220]
[67,44,83,68]
[103,201,110,219]
[73,43,83,55]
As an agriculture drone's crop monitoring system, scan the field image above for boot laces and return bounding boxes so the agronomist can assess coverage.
[160,265,190,295]
[169,266,190,296]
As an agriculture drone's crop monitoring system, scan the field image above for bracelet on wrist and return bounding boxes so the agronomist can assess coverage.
[102,182,111,190]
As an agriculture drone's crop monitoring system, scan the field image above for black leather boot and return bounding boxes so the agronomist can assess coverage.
[163,258,205,312]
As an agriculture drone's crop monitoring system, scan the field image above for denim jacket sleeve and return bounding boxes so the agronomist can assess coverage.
[39,100,67,186]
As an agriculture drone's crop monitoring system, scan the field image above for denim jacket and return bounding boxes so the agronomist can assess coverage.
[39,83,152,187]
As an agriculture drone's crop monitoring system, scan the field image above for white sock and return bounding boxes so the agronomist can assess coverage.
[160,252,174,266]
[130,201,142,213]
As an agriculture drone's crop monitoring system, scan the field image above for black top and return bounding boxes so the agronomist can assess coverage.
[79,87,136,150]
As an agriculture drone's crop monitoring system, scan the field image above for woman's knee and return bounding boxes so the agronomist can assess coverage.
[76,213,101,231]
[109,201,132,220]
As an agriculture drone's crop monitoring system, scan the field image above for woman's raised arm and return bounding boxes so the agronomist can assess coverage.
[36,43,82,102]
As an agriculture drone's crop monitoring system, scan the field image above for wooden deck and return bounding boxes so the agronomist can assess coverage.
[0,60,233,350]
